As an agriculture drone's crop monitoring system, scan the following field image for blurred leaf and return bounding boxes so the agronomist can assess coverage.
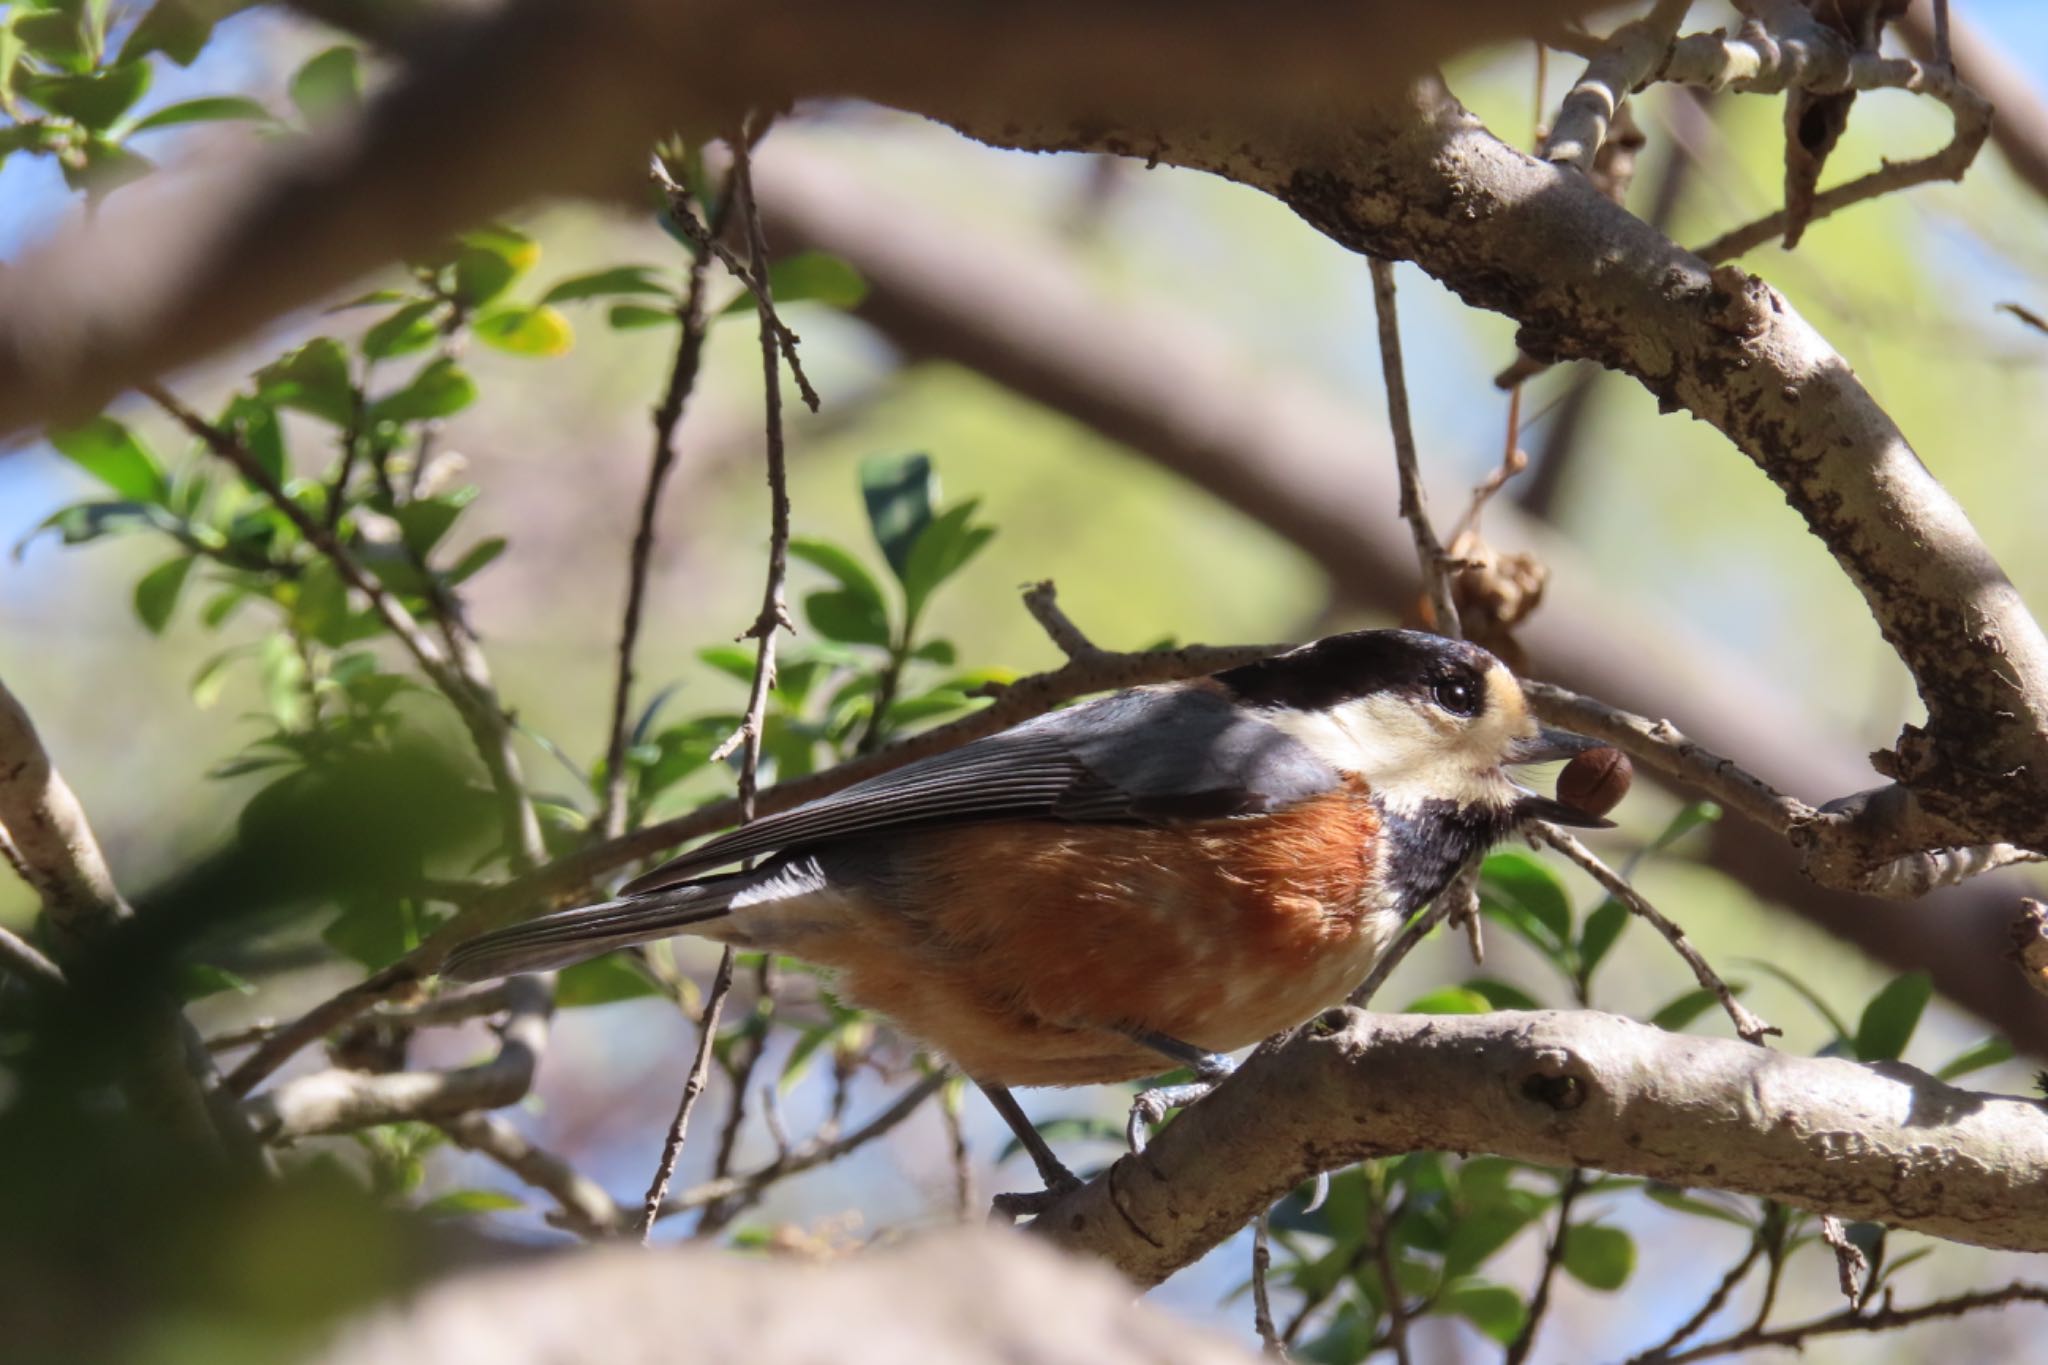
[860,453,934,581]
[361,300,440,360]
[130,94,272,131]
[49,415,167,501]
[443,536,505,586]
[1562,1224,1634,1290]
[1733,956,1850,1042]
[1578,898,1629,978]
[902,500,993,625]
[1647,800,1722,856]
[720,250,867,314]
[1645,1184,1755,1227]
[14,5,92,72]
[556,953,662,1007]
[24,60,150,129]
[1650,986,1731,1033]
[789,536,888,614]
[1481,851,1572,947]
[450,226,537,308]
[19,500,163,554]
[1936,1035,2014,1082]
[372,357,476,424]
[1404,985,1491,1015]
[132,553,194,634]
[542,264,672,304]
[394,487,476,558]
[191,646,252,708]
[1463,978,1541,1011]
[1440,1281,1525,1345]
[419,1188,523,1217]
[290,45,361,124]
[118,0,220,65]
[473,304,573,357]
[1443,1204,1539,1279]
[172,961,255,1001]
[910,638,956,665]
[323,898,412,969]
[1855,970,1933,1063]
[804,588,891,648]
[60,136,154,195]
[698,644,757,684]
[329,288,412,312]
[256,338,355,425]
[884,689,975,727]
[607,302,677,330]
[224,395,289,484]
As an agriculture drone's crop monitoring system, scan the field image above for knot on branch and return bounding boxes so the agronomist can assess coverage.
[1517,1045,1591,1112]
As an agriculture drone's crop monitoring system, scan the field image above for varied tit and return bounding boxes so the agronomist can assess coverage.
[445,629,1611,1184]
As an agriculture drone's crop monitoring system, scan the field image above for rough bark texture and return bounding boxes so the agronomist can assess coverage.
[930,82,2048,880]
[1032,1008,2048,1286]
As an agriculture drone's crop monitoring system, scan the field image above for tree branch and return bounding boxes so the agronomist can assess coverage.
[1028,1008,2048,1288]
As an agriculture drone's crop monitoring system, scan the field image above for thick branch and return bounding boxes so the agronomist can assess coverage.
[1031,1008,2048,1287]
[243,974,550,1139]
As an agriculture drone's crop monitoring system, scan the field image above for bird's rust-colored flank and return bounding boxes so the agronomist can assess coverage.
[776,783,1391,1087]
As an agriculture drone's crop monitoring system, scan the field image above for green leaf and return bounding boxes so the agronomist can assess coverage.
[860,453,935,581]
[1646,800,1722,856]
[118,0,219,66]
[393,488,476,558]
[1651,986,1728,1032]
[361,299,441,359]
[1481,851,1572,947]
[49,416,168,502]
[1855,970,1933,1062]
[883,689,975,727]
[804,588,892,648]
[1440,1281,1526,1345]
[541,265,672,304]
[1443,1205,1539,1279]
[290,45,361,124]
[323,898,411,969]
[607,302,677,329]
[910,638,956,665]
[60,137,154,196]
[1644,1184,1755,1227]
[256,338,355,425]
[371,357,476,424]
[132,554,195,634]
[1463,977,1542,1011]
[1404,985,1491,1015]
[222,396,288,486]
[172,961,255,1001]
[902,500,994,625]
[1579,898,1629,977]
[129,94,273,132]
[720,250,867,315]
[443,536,505,586]
[1562,1224,1635,1290]
[16,6,93,72]
[556,953,662,1007]
[1936,1035,2014,1082]
[473,304,573,356]
[698,644,757,683]
[419,1188,524,1217]
[24,60,151,129]
[1733,957,1851,1043]
[789,536,887,610]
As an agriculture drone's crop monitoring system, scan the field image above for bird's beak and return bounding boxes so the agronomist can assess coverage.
[1506,726,1602,766]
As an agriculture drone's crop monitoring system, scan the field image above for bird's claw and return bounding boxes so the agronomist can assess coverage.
[1125,1075,1226,1154]
[988,1168,1085,1224]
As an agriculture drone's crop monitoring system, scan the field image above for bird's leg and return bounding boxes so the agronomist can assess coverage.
[977,1081,1083,1221]
[1124,1029,1237,1153]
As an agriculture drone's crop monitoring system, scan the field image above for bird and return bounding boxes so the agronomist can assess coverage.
[445,628,1612,1193]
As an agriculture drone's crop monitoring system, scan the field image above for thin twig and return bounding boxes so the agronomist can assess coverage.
[1818,1213,1868,1311]
[1626,1232,1767,1363]
[1504,1169,1584,1365]
[1366,257,1459,638]
[638,127,796,1242]
[0,922,64,988]
[1539,0,1691,170]
[654,1071,947,1220]
[1534,823,1779,1044]
[597,172,718,840]
[1658,1282,2048,1365]
[1366,1177,1414,1365]
[437,1109,622,1240]
[941,1078,974,1220]
[141,382,543,871]
[1251,1208,1291,1360]
[1521,681,1815,836]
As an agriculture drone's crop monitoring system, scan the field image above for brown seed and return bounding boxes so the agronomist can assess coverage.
[1558,746,1632,818]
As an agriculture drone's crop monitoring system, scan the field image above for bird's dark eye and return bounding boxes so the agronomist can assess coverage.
[1432,676,1483,718]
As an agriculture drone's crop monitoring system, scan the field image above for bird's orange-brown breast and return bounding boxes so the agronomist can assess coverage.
[764,782,1395,1086]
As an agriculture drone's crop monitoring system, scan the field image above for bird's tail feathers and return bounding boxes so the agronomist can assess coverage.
[442,881,737,981]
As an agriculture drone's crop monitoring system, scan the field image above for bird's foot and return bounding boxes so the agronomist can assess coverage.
[987,1167,1085,1224]
[1125,1052,1237,1154]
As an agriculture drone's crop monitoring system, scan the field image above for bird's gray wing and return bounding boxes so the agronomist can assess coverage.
[619,687,1341,894]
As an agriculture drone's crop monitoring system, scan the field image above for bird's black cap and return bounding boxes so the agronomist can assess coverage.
[1215,629,1497,712]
